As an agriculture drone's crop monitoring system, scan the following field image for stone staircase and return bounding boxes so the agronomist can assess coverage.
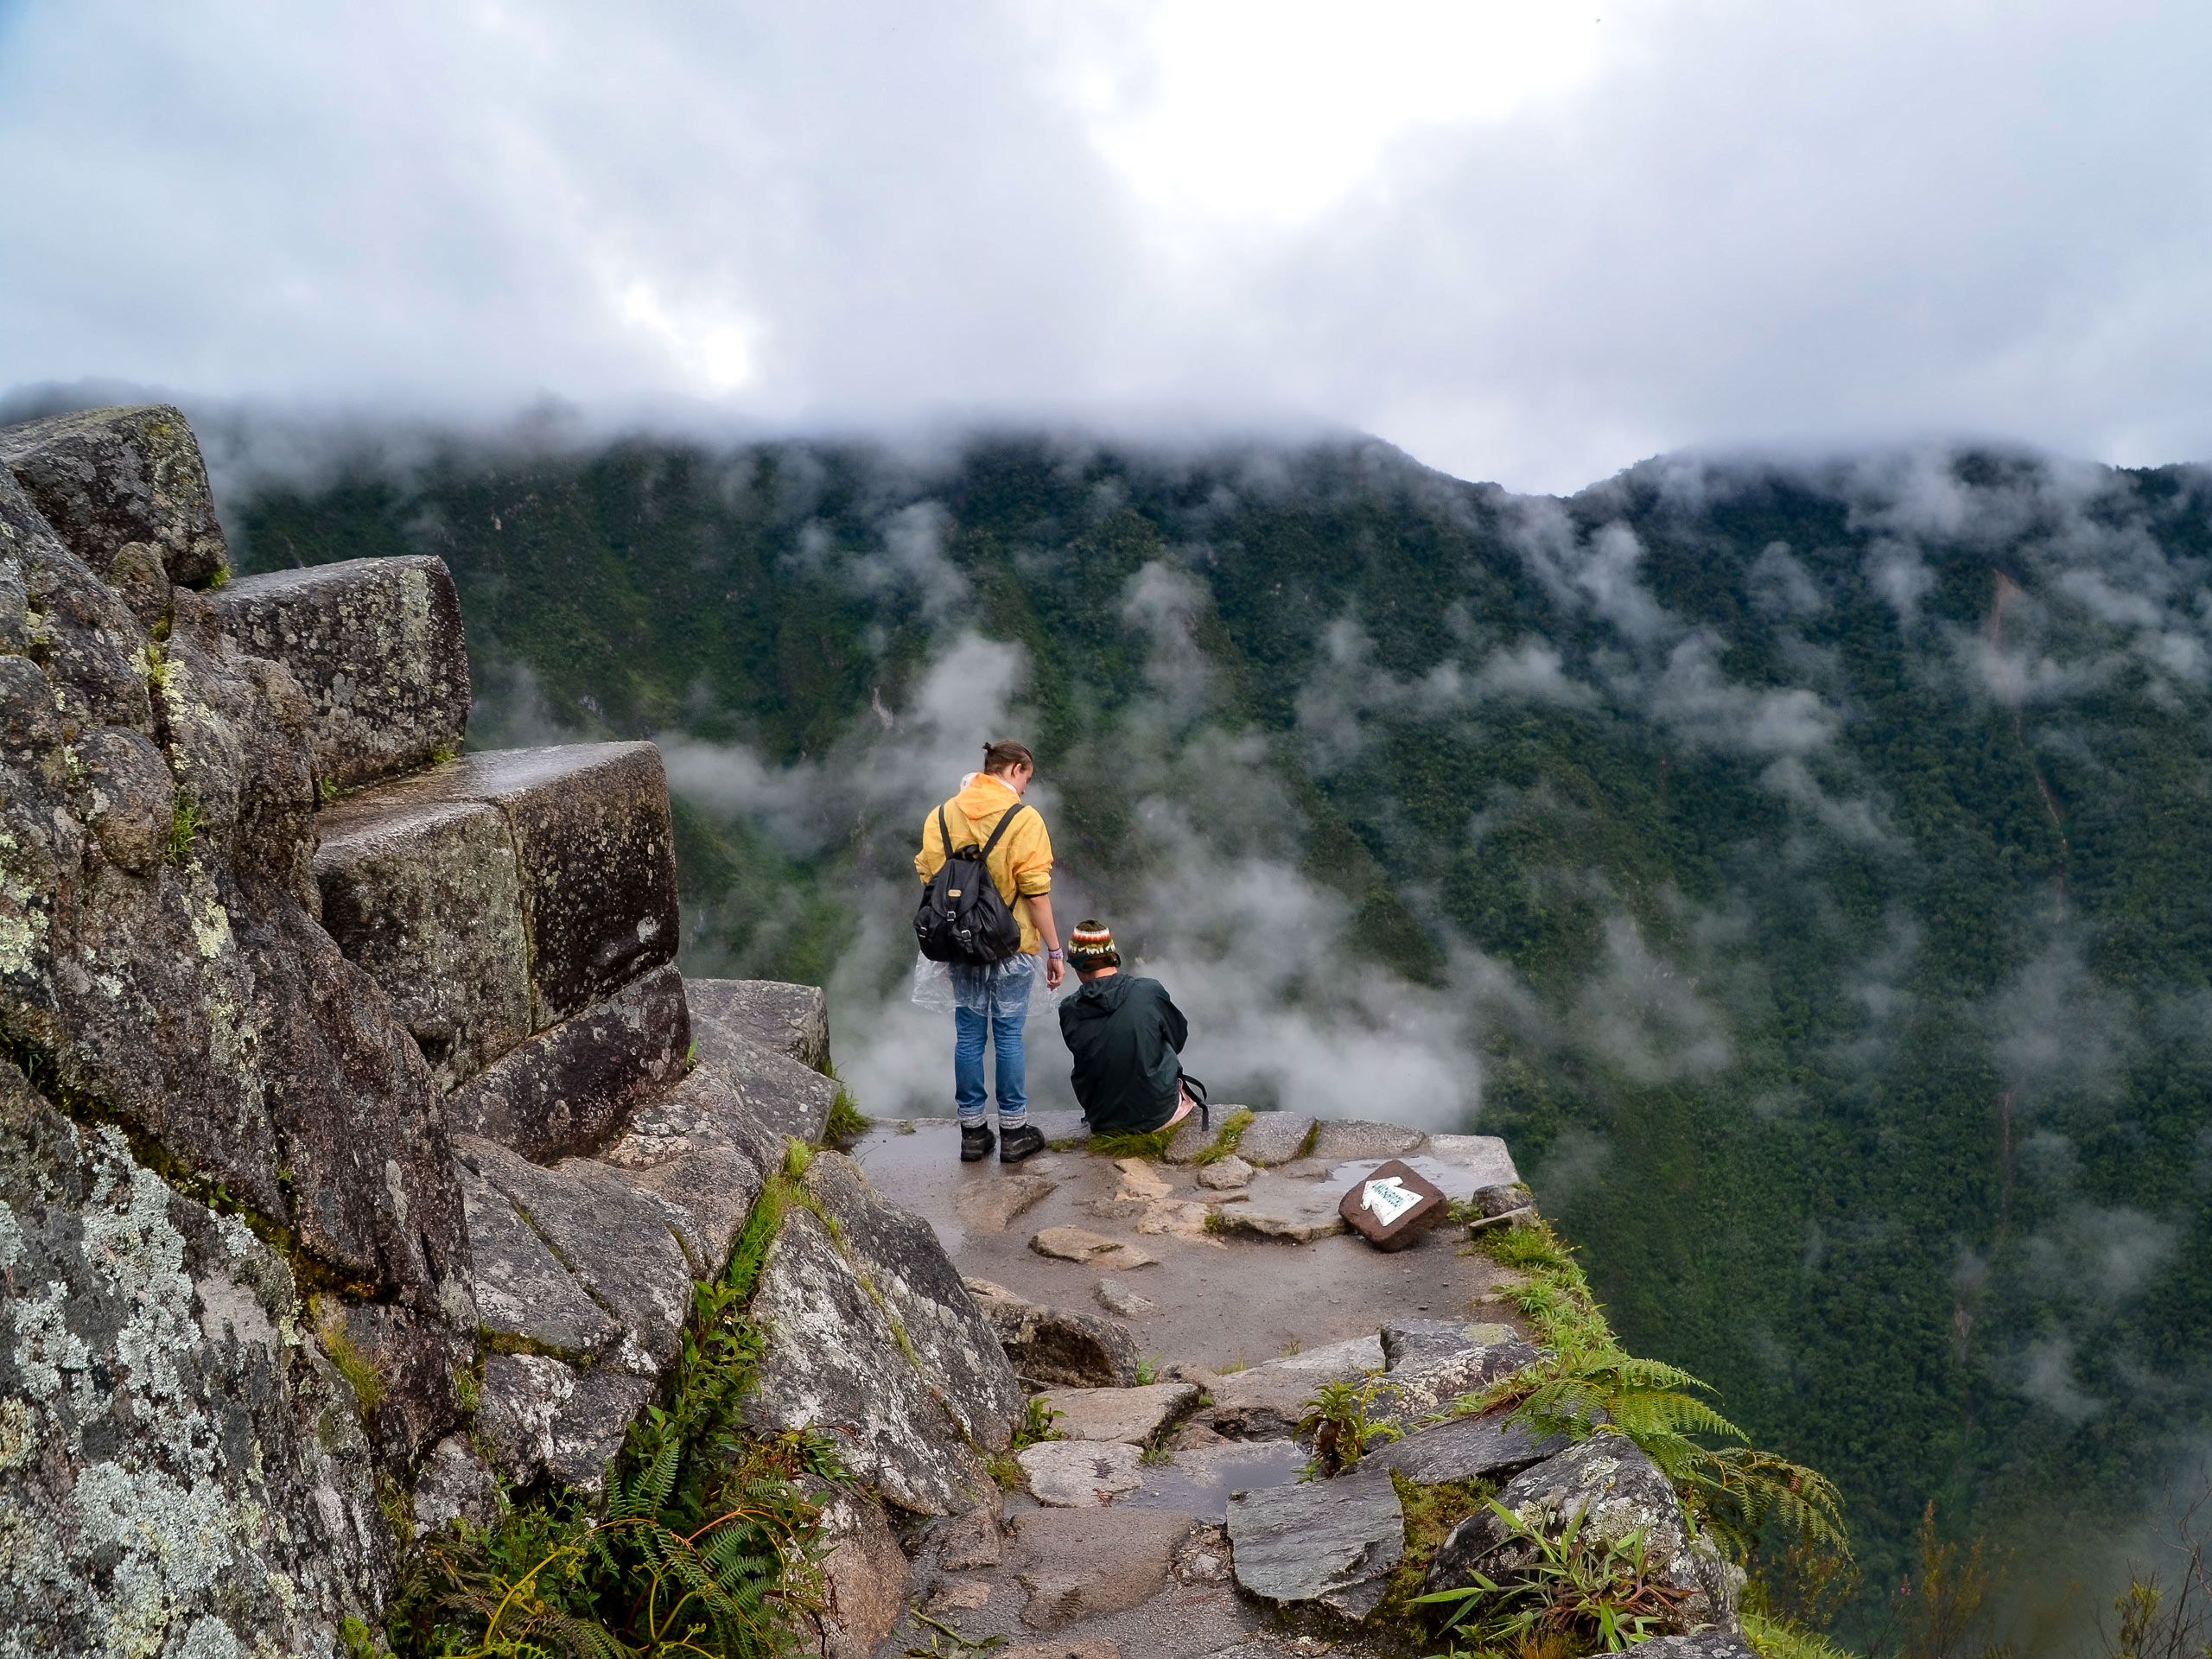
[206,547,842,1506]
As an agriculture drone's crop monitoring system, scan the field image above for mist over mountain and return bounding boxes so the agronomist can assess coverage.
[226,423,2212,1629]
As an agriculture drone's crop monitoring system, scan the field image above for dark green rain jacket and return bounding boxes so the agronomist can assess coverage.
[1058,974,1190,1135]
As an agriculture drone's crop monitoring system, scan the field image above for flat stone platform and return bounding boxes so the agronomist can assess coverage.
[851,1111,1529,1375]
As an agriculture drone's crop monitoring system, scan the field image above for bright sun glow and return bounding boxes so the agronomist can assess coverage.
[1033,0,1626,228]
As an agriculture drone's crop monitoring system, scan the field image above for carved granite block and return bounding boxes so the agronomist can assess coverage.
[686,976,831,1071]
[210,555,469,791]
[0,403,230,586]
[445,963,689,1162]
[315,795,532,1090]
[364,744,680,1027]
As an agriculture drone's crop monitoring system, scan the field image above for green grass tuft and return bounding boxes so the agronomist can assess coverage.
[1189,1108,1255,1166]
[1089,1127,1175,1160]
[165,792,201,866]
[822,1088,868,1147]
[313,1298,385,1418]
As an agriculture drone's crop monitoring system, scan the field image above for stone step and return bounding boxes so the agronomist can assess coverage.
[210,555,469,792]
[684,977,830,1071]
[445,964,690,1163]
[0,403,230,587]
[315,742,681,1060]
[689,1003,836,1146]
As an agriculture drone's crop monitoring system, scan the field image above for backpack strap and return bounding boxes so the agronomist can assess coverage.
[938,803,957,861]
[977,800,1027,859]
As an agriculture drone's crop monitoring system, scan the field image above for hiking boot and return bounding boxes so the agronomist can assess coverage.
[999,1123,1046,1164]
[960,1122,996,1162]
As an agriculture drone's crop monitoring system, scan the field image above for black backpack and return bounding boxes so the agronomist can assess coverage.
[914,802,1028,965]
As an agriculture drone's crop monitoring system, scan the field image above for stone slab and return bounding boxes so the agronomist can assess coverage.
[1309,1119,1427,1161]
[1010,1507,1195,1627]
[1207,1174,1347,1244]
[475,1351,654,1496]
[1234,1113,1317,1166]
[746,1205,997,1515]
[458,1153,623,1362]
[1425,1134,1522,1188]
[1226,1467,1404,1619]
[446,963,690,1162]
[0,403,229,584]
[455,1134,695,1376]
[692,1009,838,1145]
[213,556,469,790]
[1039,1382,1200,1444]
[1201,1336,1383,1440]
[1328,1152,1497,1205]
[1368,1338,1545,1431]
[1033,1225,1157,1269]
[315,796,532,1090]
[357,744,681,1027]
[803,1152,1027,1455]
[1096,1278,1159,1319]
[1018,1440,1145,1507]
[1366,1408,1568,1485]
[1382,1319,1519,1370]
[1196,1155,1254,1190]
[956,1167,1058,1232]
[685,976,831,1071]
[967,1278,1141,1388]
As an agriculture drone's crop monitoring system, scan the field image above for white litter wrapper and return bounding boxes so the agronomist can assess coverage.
[1360,1176,1422,1227]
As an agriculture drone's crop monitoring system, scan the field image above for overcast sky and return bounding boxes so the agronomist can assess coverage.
[3,0,2208,493]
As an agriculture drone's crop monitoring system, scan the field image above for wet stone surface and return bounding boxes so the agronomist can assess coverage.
[1226,1465,1405,1620]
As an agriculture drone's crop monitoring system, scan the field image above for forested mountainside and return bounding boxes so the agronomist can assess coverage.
[234,429,2212,1630]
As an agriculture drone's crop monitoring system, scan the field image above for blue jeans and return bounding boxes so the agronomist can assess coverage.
[952,955,1033,1127]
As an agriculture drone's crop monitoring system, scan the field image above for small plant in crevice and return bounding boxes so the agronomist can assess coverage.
[1296,1376,1401,1479]
[1134,1353,1166,1386]
[166,791,202,865]
[1189,1108,1255,1166]
[313,1297,385,1418]
[1414,1499,1694,1658]
[821,1084,868,1149]
[1011,1395,1065,1451]
[1089,1127,1175,1161]
[378,1168,845,1657]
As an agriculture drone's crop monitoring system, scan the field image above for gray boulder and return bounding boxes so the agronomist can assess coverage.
[1382,1319,1520,1370]
[0,403,229,585]
[315,793,533,1091]
[1226,1467,1404,1619]
[1011,1507,1195,1628]
[692,1009,838,1145]
[1367,1408,1568,1485]
[475,1353,655,1497]
[455,1135,695,1376]
[0,1063,391,1652]
[1426,1433,1740,1633]
[1198,1335,1382,1440]
[446,964,690,1162]
[1310,1119,1427,1160]
[686,976,831,1071]
[0,469,471,1374]
[802,1153,1025,1452]
[1232,1111,1317,1166]
[1368,1337,1545,1432]
[352,743,681,1027]
[964,1278,1141,1388]
[211,556,469,791]
[746,1205,997,1514]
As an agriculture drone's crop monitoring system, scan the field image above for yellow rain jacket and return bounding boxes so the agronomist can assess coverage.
[914,773,1054,956]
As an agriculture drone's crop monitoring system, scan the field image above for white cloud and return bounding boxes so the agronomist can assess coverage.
[5,2,2212,490]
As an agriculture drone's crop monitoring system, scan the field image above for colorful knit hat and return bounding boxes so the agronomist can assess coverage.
[1066,918,1120,970]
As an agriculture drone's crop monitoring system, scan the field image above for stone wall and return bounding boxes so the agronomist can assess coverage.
[0,407,872,1655]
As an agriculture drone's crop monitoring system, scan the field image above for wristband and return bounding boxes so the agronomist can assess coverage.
[1046,949,1064,960]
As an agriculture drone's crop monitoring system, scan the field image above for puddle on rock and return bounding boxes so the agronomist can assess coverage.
[1119,1439,1310,1521]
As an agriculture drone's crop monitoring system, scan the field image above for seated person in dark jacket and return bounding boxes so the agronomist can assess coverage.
[1058,919,1203,1135]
